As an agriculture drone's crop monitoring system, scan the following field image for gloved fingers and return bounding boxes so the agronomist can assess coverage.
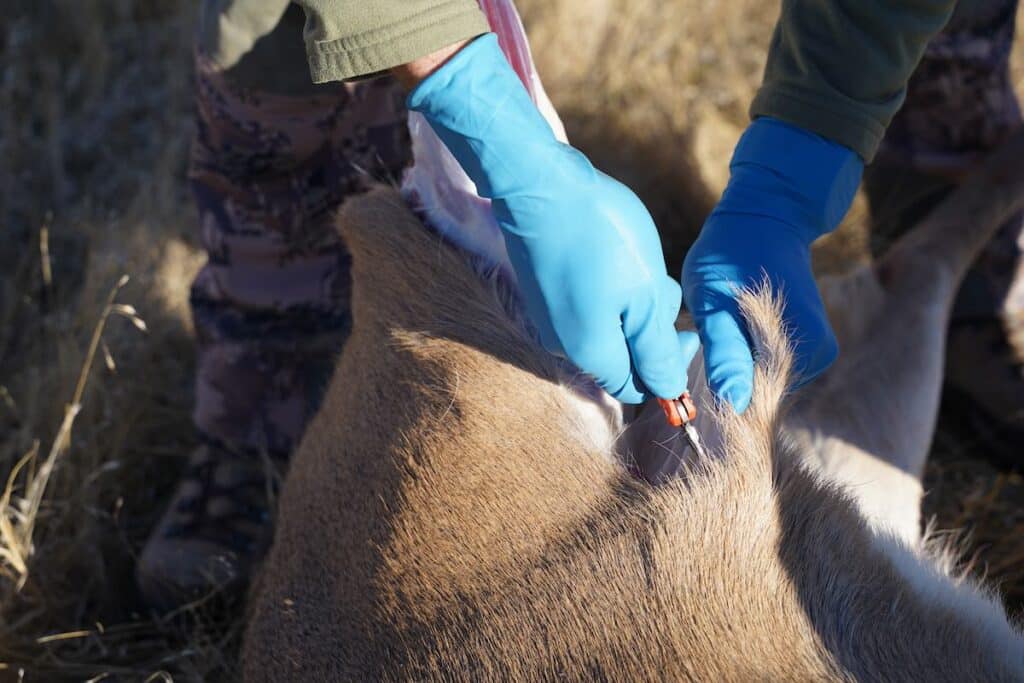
[566,319,647,405]
[622,278,690,399]
[695,307,754,413]
[677,330,702,373]
[786,304,839,389]
[535,316,567,358]
[658,276,684,328]
[789,332,838,389]
[664,330,702,397]
[671,286,704,378]
[507,256,567,357]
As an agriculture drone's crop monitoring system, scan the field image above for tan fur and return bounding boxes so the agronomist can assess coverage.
[243,185,1024,681]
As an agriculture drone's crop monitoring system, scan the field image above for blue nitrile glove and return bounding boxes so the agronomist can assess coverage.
[681,117,863,413]
[408,34,698,403]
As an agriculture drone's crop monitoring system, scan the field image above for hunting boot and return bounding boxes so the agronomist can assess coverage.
[863,0,1024,466]
[136,4,411,610]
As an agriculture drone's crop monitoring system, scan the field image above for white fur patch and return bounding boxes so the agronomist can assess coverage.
[559,382,622,461]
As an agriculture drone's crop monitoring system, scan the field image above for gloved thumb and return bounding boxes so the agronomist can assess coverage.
[696,307,754,413]
[677,330,701,379]
[622,278,693,400]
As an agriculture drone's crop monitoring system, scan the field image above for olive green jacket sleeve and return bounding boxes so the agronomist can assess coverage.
[751,0,958,161]
[293,0,491,82]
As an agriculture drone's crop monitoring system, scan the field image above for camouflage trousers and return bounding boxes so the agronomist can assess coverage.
[879,0,1022,173]
[188,27,411,460]
[870,0,1024,334]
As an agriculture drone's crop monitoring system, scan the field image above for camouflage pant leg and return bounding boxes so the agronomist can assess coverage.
[188,53,411,460]
[878,0,1021,172]
[870,0,1024,326]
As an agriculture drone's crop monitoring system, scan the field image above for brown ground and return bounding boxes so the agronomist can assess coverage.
[0,1,1021,680]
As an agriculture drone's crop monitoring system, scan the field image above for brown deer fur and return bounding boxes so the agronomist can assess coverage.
[243,159,1024,678]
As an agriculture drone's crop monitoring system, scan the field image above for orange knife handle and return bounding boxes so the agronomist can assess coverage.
[657,392,697,428]
[657,398,683,427]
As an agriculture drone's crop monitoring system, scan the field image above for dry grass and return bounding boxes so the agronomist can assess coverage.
[0,2,233,679]
[0,0,1022,679]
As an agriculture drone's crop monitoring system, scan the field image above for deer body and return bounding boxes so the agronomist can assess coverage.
[244,137,1024,680]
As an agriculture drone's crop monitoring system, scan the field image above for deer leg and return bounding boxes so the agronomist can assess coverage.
[786,128,1024,544]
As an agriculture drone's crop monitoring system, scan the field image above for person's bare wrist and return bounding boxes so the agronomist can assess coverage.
[392,38,474,89]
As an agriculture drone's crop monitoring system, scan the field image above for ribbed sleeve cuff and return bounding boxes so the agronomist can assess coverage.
[305,1,490,82]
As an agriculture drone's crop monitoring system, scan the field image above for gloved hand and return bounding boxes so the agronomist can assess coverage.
[682,117,863,413]
[408,34,698,403]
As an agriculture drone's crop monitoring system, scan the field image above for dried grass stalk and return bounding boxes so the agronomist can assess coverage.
[0,275,144,589]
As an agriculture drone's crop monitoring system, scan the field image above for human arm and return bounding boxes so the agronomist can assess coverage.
[684,0,958,412]
[753,0,958,161]
[407,34,699,403]
[283,4,697,402]
[290,0,490,82]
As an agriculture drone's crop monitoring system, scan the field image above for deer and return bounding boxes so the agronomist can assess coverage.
[240,124,1024,680]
